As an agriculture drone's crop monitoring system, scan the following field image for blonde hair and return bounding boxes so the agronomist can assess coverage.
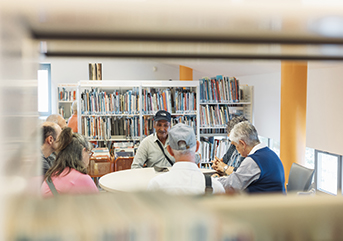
[72,101,77,112]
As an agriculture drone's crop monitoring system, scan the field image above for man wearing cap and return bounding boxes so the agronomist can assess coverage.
[131,110,175,169]
[147,123,225,195]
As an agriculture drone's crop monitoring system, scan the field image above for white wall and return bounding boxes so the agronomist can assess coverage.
[238,72,281,142]
[307,63,343,155]
[44,57,181,114]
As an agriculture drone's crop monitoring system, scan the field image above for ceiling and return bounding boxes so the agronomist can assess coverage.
[156,59,281,77]
[4,0,343,75]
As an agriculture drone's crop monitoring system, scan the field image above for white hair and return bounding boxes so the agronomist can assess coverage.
[229,121,260,147]
[171,143,196,158]
[72,101,77,112]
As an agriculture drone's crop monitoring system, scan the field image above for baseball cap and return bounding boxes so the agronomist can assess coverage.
[154,110,171,122]
[169,123,196,150]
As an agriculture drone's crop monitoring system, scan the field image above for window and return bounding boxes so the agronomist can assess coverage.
[305,147,315,169]
[315,151,341,195]
[38,63,51,117]
[258,135,269,147]
[269,139,280,157]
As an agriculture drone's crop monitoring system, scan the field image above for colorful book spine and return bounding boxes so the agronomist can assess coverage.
[81,116,140,140]
[58,88,76,101]
[81,88,139,114]
[199,76,241,103]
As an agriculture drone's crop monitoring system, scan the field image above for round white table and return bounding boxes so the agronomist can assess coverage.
[99,167,216,192]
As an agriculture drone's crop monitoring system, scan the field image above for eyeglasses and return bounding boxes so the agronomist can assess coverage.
[88,150,94,157]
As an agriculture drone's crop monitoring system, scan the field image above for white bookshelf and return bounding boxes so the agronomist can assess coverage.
[57,83,77,121]
[198,78,254,166]
[77,80,200,145]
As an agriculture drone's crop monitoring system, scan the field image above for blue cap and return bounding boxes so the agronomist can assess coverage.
[154,110,171,122]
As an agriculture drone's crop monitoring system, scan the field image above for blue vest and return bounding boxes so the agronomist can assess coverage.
[246,147,286,193]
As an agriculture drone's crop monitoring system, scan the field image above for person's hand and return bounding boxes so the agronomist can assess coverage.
[211,156,227,173]
[211,156,222,172]
[211,173,220,178]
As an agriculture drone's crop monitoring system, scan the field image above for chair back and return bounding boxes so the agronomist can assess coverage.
[287,163,315,192]
[114,157,134,172]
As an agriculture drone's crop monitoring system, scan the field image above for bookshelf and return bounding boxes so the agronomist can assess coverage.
[140,81,200,139]
[198,76,254,166]
[77,80,200,148]
[57,83,77,120]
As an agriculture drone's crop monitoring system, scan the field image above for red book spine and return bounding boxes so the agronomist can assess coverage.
[163,92,167,111]
[215,79,221,102]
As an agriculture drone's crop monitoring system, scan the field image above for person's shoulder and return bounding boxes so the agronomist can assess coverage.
[149,171,169,184]
[68,169,88,179]
[147,175,162,190]
[211,177,225,193]
[140,133,156,144]
[72,170,97,186]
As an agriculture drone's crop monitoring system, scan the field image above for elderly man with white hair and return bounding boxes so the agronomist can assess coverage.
[217,121,286,194]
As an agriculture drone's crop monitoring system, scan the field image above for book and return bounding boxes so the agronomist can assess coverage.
[89,63,97,80]
[96,63,102,80]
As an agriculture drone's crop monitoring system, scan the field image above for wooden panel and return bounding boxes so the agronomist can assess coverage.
[88,156,111,176]
[114,157,134,172]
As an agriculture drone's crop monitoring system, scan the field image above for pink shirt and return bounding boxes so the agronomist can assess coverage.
[41,168,99,197]
[67,114,78,133]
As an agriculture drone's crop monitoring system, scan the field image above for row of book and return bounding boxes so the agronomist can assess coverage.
[142,115,197,137]
[199,75,241,103]
[58,87,76,101]
[200,128,226,134]
[80,87,197,114]
[81,114,198,141]
[200,105,230,127]
[81,88,140,114]
[199,137,230,163]
[81,116,140,140]
[200,105,245,127]
[142,87,197,114]
[88,63,102,80]
[6,193,252,241]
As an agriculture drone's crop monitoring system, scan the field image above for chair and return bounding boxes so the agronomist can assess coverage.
[287,162,315,193]
[88,153,114,186]
[114,157,134,172]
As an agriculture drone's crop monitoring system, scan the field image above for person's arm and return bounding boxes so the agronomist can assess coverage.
[147,177,161,191]
[211,157,234,176]
[233,155,245,171]
[211,178,225,194]
[217,157,261,191]
[131,139,149,169]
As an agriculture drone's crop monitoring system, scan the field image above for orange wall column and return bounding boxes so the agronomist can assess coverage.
[179,65,193,80]
[280,62,307,181]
